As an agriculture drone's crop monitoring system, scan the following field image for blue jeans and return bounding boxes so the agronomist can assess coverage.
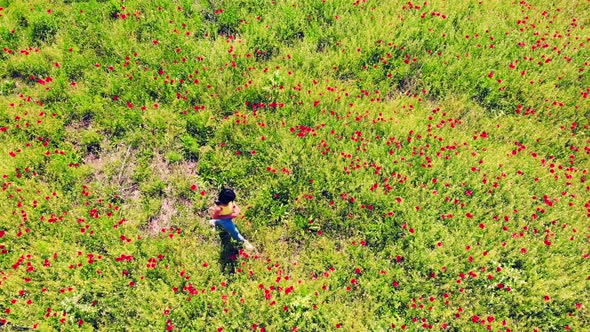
[214,218,245,242]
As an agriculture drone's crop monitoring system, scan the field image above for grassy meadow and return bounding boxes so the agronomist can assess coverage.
[0,0,589,330]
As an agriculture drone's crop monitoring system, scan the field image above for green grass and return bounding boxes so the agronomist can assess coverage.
[0,0,589,330]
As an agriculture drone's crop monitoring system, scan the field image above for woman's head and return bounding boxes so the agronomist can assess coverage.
[217,188,236,205]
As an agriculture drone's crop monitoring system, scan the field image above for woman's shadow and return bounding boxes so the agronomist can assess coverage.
[217,230,239,275]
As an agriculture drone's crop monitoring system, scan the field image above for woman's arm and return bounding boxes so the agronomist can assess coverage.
[232,204,240,217]
[210,206,222,219]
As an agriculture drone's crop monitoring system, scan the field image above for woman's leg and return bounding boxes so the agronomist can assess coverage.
[215,219,246,242]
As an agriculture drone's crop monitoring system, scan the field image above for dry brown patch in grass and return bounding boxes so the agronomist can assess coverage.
[147,197,177,236]
[83,145,139,201]
[83,147,207,235]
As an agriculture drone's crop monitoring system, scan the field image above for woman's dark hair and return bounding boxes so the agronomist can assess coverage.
[216,188,235,205]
